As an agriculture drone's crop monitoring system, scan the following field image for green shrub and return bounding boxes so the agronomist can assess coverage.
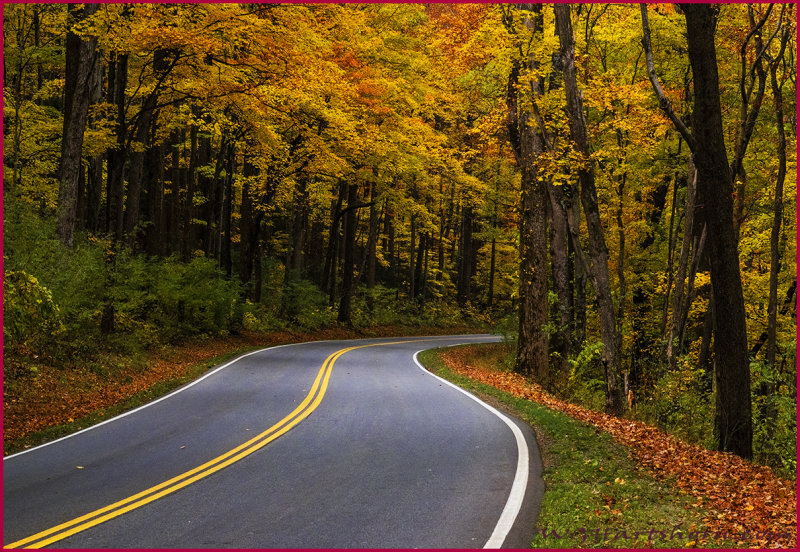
[562,340,607,411]
[3,270,65,349]
[751,360,797,478]
[631,359,714,449]
[283,277,335,330]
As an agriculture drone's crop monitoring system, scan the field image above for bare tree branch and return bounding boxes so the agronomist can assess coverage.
[640,4,696,151]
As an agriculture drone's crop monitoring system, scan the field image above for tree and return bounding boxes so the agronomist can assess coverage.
[643,3,753,458]
[503,4,549,382]
[555,3,624,415]
[57,3,99,247]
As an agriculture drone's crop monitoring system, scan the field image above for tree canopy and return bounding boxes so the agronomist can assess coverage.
[3,3,796,470]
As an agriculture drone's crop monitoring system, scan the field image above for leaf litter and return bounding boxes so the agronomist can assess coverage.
[440,346,796,549]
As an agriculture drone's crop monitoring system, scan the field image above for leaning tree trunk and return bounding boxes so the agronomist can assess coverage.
[766,26,790,370]
[666,161,698,368]
[555,3,624,414]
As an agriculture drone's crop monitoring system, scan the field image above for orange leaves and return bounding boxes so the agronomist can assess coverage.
[439,346,797,549]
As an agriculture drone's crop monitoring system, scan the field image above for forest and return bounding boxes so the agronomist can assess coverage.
[3,3,796,476]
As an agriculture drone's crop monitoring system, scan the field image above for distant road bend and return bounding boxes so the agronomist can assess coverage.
[4,335,543,548]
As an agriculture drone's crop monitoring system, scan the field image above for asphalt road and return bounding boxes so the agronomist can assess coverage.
[4,335,543,548]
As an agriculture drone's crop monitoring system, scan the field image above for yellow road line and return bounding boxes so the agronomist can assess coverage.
[5,338,448,549]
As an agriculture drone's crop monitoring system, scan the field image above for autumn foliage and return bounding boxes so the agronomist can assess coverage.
[439,346,796,549]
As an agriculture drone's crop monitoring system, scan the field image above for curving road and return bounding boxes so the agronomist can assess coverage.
[3,335,543,548]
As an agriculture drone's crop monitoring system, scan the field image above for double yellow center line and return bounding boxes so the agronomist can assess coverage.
[7,340,423,549]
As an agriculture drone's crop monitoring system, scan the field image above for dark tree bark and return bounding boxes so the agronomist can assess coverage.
[239,154,256,285]
[681,3,752,459]
[456,203,474,305]
[167,135,183,256]
[547,182,572,373]
[181,121,199,261]
[642,4,753,458]
[253,228,264,304]
[85,50,104,233]
[504,3,549,382]
[220,142,235,277]
[143,141,166,257]
[338,182,359,324]
[409,214,416,299]
[488,236,497,308]
[57,3,99,247]
[666,162,698,367]
[203,136,227,258]
[414,232,427,299]
[323,179,347,304]
[106,50,128,239]
[660,171,681,337]
[556,3,624,414]
[123,48,172,247]
[288,179,308,276]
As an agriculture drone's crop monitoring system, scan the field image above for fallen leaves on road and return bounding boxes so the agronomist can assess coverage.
[440,346,797,550]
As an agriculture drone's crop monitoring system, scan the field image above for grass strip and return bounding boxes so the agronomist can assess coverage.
[418,347,741,549]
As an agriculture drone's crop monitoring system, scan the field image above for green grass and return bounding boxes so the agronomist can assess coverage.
[418,347,741,549]
[3,346,262,457]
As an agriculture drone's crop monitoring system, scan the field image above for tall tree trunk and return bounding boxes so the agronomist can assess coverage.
[123,48,170,247]
[556,3,624,414]
[57,3,99,247]
[169,136,183,256]
[106,50,128,239]
[338,182,359,324]
[143,141,166,257]
[414,232,427,299]
[239,154,256,285]
[547,183,572,373]
[323,179,346,304]
[220,143,234,277]
[681,3,752,459]
[363,184,379,312]
[660,171,681,337]
[253,227,264,304]
[289,179,308,276]
[409,214,416,299]
[85,50,104,233]
[571,200,587,351]
[666,162,698,367]
[505,4,549,382]
[488,237,497,308]
[181,122,198,261]
[204,136,227,258]
[123,109,155,247]
[457,203,473,305]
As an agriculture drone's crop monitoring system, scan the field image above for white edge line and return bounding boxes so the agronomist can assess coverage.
[4,335,498,461]
[412,347,528,550]
[3,341,312,460]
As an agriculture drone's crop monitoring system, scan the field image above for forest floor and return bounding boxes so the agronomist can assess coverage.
[431,344,796,550]
[2,324,480,455]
